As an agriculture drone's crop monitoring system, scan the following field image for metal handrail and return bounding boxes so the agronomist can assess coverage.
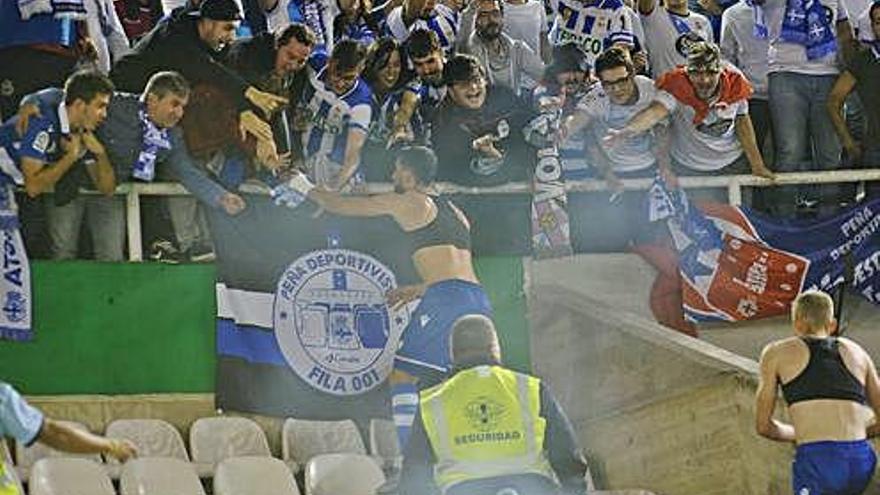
[114,169,880,261]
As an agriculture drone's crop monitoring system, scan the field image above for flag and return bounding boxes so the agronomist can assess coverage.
[208,197,419,419]
[649,178,880,322]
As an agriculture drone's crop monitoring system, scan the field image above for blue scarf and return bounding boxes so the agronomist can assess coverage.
[745,0,768,39]
[132,106,171,182]
[781,0,837,59]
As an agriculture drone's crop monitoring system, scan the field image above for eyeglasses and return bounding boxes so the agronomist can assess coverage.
[599,73,632,90]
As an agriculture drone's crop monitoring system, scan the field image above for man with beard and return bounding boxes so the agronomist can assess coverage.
[431,54,534,186]
[387,29,448,145]
[605,42,773,194]
[458,0,544,97]
[386,0,460,52]
[111,0,287,125]
[274,146,493,450]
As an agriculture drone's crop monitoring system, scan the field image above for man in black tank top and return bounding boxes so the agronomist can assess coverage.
[756,290,880,495]
[279,146,493,453]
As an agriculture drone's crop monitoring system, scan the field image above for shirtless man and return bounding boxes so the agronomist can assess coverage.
[756,290,880,495]
[281,145,492,446]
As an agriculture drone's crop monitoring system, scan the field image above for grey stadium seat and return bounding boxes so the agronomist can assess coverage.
[120,457,206,495]
[189,416,271,477]
[214,456,301,495]
[305,453,385,495]
[15,420,103,482]
[283,418,366,469]
[29,458,114,495]
[368,418,401,470]
[106,418,189,461]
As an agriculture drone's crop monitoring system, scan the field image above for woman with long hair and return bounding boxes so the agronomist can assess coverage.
[362,37,422,180]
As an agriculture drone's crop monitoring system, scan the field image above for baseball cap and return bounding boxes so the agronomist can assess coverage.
[188,0,243,21]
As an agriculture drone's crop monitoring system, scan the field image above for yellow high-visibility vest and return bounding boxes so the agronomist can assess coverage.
[419,365,556,494]
[0,461,21,495]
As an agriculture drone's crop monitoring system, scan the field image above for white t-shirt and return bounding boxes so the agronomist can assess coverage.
[654,83,748,171]
[386,5,459,51]
[641,6,713,77]
[548,0,634,66]
[266,0,338,49]
[577,75,658,172]
[503,0,548,55]
[626,5,646,51]
[720,1,769,98]
[763,0,846,74]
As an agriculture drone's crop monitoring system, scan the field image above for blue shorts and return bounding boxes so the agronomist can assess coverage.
[793,440,876,495]
[394,279,492,385]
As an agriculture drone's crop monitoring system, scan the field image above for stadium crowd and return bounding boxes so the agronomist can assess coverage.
[0,0,878,262]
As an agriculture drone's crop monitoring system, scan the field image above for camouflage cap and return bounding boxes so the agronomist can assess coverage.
[686,41,722,73]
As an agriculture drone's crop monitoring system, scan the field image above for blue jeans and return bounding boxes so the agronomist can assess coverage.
[768,72,842,217]
[45,195,125,261]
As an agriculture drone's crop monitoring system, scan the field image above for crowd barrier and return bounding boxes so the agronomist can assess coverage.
[101,169,880,261]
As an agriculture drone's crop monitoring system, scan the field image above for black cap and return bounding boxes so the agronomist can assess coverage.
[188,0,243,21]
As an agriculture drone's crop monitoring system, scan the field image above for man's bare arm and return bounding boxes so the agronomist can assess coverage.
[39,419,136,462]
[734,114,775,179]
[309,189,401,218]
[755,344,796,442]
[332,129,368,190]
[862,351,880,438]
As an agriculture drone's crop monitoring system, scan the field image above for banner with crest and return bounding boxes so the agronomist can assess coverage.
[208,196,419,419]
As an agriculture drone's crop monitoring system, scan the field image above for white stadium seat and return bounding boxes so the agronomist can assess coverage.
[29,458,114,495]
[283,418,366,469]
[106,418,189,461]
[213,456,301,495]
[120,457,206,495]
[190,416,271,477]
[305,453,385,495]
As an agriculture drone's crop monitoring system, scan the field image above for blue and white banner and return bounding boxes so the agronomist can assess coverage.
[208,197,419,419]
[650,178,880,323]
[0,149,32,342]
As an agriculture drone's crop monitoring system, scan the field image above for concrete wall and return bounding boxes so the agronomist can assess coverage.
[525,253,880,361]
[526,285,880,495]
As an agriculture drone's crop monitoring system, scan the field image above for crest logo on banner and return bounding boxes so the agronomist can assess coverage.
[273,248,408,396]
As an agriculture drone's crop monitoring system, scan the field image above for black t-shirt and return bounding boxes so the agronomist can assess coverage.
[431,86,536,186]
[849,48,880,143]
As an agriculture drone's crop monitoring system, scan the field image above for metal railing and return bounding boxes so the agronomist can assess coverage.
[115,169,880,262]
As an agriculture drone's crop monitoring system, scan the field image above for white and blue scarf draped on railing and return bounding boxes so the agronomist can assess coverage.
[0,149,33,342]
[780,0,837,59]
[17,0,87,20]
[132,106,172,182]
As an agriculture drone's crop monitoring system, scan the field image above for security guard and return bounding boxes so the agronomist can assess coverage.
[398,315,589,495]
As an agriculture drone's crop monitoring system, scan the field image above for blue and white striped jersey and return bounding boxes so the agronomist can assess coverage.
[548,0,634,66]
[298,53,373,168]
[368,90,426,144]
[385,4,460,52]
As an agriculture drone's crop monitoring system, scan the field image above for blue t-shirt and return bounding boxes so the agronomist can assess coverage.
[0,383,43,446]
